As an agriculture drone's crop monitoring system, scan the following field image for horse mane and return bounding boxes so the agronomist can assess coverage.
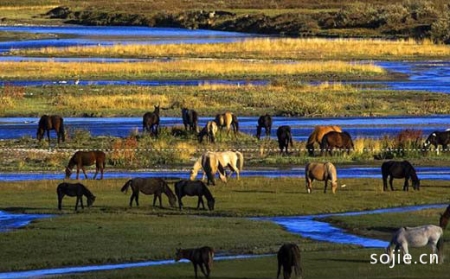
[403,161,419,181]
[82,184,94,198]
[191,156,203,177]
[162,181,176,199]
[201,183,214,201]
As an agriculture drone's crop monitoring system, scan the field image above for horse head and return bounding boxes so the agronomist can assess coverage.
[207,198,215,211]
[412,179,420,190]
[154,105,160,115]
[423,133,437,148]
[87,195,96,207]
[36,128,44,141]
[64,167,72,178]
[256,125,262,140]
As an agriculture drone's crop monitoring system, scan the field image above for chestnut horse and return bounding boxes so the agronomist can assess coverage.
[320,131,354,156]
[65,151,106,180]
[120,177,176,208]
[37,115,65,144]
[306,125,342,156]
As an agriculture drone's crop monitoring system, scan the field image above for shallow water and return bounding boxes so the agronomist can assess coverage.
[0,211,51,233]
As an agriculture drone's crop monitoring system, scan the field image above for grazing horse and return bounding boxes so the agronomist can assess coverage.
[381,160,420,191]
[175,180,215,211]
[423,130,450,154]
[190,151,244,183]
[439,204,450,229]
[120,177,177,208]
[386,225,444,264]
[305,162,338,194]
[277,126,294,154]
[175,246,214,279]
[57,182,96,210]
[256,114,272,140]
[306,125,342,156]
[190,152,227,185]
[320,131,354,156]
[198,121,218,143]
[215,112,239,136]
[277,243,302,279]
[182,108,199,133]
[65,151,106,180]
[37,115,65,144]
[143,105,160,137]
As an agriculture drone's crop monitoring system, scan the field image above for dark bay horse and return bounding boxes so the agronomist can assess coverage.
[306,125,342,156]
[277,243,302,279]
[423,130,450,154]
[381,160,420,191]
[182,108,199,133]
[37,115,65,144]
[439,204,450,229]
[175,246,214,279]
[143,105,160,137]
[65,151,106,180]
[277,125,294,154]
[120,177,176,208]
[57,182,96,210]
[320,131,354,156]
[215,112,239,136]
[175,180,215,211]
[256,114,272,140]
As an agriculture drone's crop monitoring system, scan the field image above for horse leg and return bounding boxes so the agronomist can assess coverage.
[277,262,282,279]
[178,197,183,211]
[389,177,395,191]
[382,176,388,191]
[153,194,157,207]
[129,192,135,207]
[197,196,205,210]
[198,263,207,279]
[403,178,409,191]
[306,177,313,194]
[324,180,328,193]
[80,166,88,179]
[193,263,198,279]
[47,130,51,142]
[80,195,84,209]
[58,193,64,210]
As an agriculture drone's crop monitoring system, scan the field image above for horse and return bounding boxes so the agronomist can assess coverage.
[198,121,218,143]
[256,114,272,140]
[56,182,96,210]
[320,131,354,156]
[65,151,106,180]
[175,180,215,211]
[37,115,65,144]
[215,112,239,136]
[386,225,444,264]
[306,125,342,156]
[182,108,199,133]
[120,177,177,208]
[143,105,160,137]
[381,160,420,191]
[439,204,450,230]
[190,151,244,184]
[423,130,450,154]
[175,246,214,279]
[305,162,338,194]
[277,243,302,279]
[190,152,227,185]
[277,126,294,154]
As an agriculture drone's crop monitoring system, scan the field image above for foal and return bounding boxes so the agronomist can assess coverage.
[57,182,96,210]
[175,246,214,279]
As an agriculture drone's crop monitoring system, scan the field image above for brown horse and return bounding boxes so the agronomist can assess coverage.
[439,204,450,229]
[143,105,160,137]
[37,115,65,144]
[175,180,215,211]
[320,131,354,156]
[277,126,294,154]
[175,246,214,279]
[57,182,96,210]
[182,108,199,133]
[120,177,177,208]
[215,112,239,136]
[256,114,272,140]
[65,151,106,180]
[306,125,342,156]
[381,160,420,191]
[277,243,302,279]
[305,162,338,194]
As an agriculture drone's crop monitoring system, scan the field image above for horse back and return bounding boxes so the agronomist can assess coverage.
[136,177,166,195]
[306,162,327,181]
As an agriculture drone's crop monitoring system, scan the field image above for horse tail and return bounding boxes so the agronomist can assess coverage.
[288,129,294,147]
[121,179,132,193]
[233,114,239,132]
[208,247,215,268]
[235,151,244,171]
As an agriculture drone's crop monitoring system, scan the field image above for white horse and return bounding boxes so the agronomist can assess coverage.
[190,151,244,183]
[386,225,444,264]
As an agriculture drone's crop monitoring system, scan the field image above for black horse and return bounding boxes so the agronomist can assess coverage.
[320,131,354,156]
[37,115,65,144]
[277,243,302,279]
[423,130,450,152]
[277,126,294,154]
[256,114,272,140]
[381,160,420,191]
[182,108,199,133]
[175,180,215,211]
[143,105,160,137]
[57,182,96,210]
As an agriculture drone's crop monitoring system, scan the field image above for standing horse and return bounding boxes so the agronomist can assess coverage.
[386,225,444,264]
[190,152,227,185]
[143,105,160,137]
[57,182,96,210]
[256,114,272,140]
[175,246,214,279]
[277,243,302,279]
[65,151,106,180]
[120,177,177,208]
[277,126,294,154]
[215,112,239,136]
[381,160,420,191]
[198,121,218,143]
[175,180,215,211]
[423,130,450,154]
[306,125,342,156]
[305,162,338,194]
[182,108,199,133]
[37,115,65,144]
[320,131,354,156]
[439,204,450,229]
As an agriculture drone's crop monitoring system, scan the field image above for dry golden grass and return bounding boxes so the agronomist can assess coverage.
[13,38,450,60]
